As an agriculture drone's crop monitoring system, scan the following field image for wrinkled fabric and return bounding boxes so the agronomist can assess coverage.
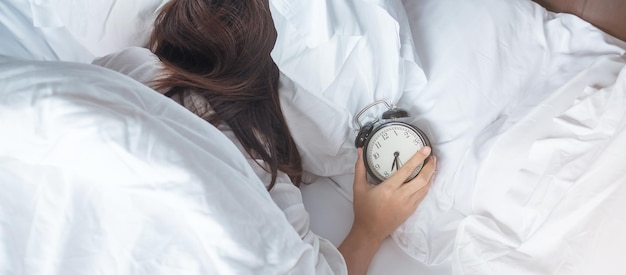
[451,55,626,275]
[270,0,427,177]
[91,47,347,274]
[271,0,626,271]
[0,57,342,275]
[3,0,626,273]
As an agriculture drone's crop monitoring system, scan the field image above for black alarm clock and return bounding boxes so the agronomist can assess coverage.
[354,100,431,184]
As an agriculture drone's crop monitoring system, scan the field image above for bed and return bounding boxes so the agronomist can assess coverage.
[1,0,625,274]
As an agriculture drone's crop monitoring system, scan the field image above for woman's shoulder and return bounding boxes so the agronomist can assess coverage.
[92,47,159,65]
[92,47,165,92]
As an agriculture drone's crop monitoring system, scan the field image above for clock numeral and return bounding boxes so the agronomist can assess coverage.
[394,130,398,136]
[382,132,389,140]
[375,142,381,149]
[373,152,380,159]
[374,164,380,170]
[413,139,420,146]
[404,131,410,138]
[384,171,390,177]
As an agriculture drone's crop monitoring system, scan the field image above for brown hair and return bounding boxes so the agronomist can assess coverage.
[149,0,302,189]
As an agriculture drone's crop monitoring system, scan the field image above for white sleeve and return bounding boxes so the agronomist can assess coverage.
[221,128,348,275]
[268,177,348,275]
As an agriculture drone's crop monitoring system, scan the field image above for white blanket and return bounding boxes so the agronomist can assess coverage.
[0,58,331,274]
[453,55,626,274]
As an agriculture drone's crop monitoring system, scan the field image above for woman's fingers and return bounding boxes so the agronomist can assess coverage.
[402,156,436,197]
[349,147,437,244]
[409,157,436,207]
[383,146,432,189]
[410,181,431,207]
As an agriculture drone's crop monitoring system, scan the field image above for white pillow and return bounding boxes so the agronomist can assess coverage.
[271,0,427,176]
[1,0,169,62]
[0,0,92,62]
[31,0,169,58]
[0,57,323,274]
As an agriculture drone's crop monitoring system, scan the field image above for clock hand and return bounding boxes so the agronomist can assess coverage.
[392,151,400,171]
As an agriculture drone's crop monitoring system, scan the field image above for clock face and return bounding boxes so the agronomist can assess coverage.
[364,122,428,183]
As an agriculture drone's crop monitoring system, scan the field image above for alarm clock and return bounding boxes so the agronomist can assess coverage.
[354,100,431,184]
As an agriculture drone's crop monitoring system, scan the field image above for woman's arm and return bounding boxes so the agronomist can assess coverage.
[339,146,436,275]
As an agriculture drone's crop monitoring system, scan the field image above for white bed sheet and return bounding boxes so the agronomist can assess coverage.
[391,0,626,265]
[454,54,626,275]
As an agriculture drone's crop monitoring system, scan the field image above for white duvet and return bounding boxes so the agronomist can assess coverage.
[0,58,329,274]
[452,55,626,274]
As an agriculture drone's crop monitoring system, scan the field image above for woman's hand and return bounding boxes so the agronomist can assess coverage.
[338,146,436,275]
[352,146,436,243]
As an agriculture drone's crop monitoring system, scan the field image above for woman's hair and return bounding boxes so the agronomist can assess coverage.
[149,0,302,189]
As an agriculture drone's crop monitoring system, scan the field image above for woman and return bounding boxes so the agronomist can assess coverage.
[93,0,437,274]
